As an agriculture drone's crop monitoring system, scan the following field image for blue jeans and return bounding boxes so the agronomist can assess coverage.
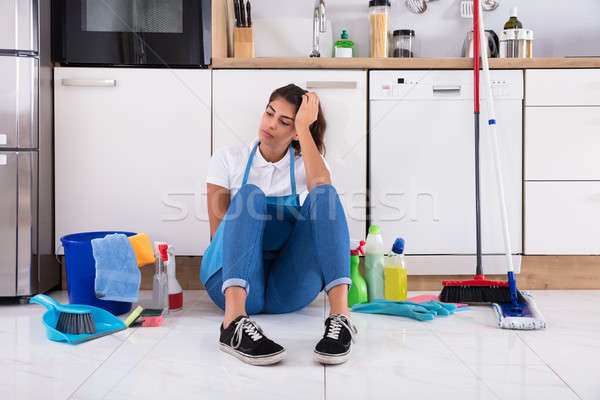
[205,184,351,315]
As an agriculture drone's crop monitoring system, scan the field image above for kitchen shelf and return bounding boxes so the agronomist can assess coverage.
[211,57,600,69]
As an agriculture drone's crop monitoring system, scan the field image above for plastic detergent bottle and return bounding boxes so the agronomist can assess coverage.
[365,225,385,301]
[384,237,407,301]
[164,245,183,311]
[347,239,368,307]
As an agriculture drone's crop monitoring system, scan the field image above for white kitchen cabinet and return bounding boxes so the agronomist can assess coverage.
[524,68,600,255]
[212,69,367,241]
[525,182,600,254]
[526,69,600,106]
[525,107,600,181]
[55,68,211,255]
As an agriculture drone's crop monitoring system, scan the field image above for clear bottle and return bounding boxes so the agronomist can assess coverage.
[152,243,169,313]
[333,30,355,58]
[369,0,391,58]
[165,245,183,311]
[365,225,385,301]
[504,7,523,29]
[384,238,407,301]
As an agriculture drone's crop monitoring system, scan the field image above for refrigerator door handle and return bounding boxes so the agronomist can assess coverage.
[61,79,117,88]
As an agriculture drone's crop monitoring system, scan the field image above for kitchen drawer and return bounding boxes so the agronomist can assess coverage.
[525,181,600,254]
[526,69,600,106]
[525,107,600,180]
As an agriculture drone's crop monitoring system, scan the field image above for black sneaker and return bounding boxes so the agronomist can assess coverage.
[219,315,286,366]
[314,314,358,365]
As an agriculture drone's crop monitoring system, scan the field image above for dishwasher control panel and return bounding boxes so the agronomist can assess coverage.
[370,70,523,100]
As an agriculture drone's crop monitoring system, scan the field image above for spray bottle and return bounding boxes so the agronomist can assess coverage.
[163,245,183,311]
[152,242,169,313]
[365,225,385,302]
[347,239,368,307]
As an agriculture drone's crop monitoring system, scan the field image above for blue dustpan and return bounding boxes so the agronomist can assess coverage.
[30,294,127,344]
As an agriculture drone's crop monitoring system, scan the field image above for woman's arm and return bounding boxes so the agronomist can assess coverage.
[295,93,331,191]
[207,183,231,239]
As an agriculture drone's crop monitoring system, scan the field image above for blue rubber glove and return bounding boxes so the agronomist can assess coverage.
[369,299,457,316]
[351,302,436,321]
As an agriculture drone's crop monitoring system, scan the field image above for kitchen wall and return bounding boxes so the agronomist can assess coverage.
[250,0,600,58]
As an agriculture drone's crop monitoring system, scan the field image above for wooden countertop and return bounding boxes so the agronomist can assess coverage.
[211,57,600,69]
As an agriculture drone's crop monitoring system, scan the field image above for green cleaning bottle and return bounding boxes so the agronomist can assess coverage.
[333,30,355,58]
[347,239,368,307]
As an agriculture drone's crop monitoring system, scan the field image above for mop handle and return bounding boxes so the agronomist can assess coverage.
[476,1,515,272]
[473,0,483,275]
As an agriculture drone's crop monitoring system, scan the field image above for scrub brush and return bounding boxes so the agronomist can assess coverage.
[31,294,96,334]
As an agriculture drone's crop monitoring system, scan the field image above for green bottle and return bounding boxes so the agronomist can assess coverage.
[333,30,355,58]
[503,7,523,29]
[347,240,368,307]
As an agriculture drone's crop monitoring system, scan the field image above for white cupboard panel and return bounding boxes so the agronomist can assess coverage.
[55,68,211,255]
[525,181,600,254]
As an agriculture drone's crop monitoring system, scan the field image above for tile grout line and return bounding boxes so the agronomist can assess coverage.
[516,332,584,400]
[428,327,503,400]
[66,326,171,400]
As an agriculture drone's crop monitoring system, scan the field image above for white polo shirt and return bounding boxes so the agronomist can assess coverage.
[206,139,332,205]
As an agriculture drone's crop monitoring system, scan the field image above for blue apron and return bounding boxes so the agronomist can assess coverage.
[200,142,301,285]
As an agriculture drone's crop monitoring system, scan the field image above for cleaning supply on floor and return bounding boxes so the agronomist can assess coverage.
[333,29,354,57]
[475,0,545,329]
[92,233,141,303]
[30,294,126,344]
[352,298,457,321]
[492,291,546,330]
[347,239,368,307]
[365,225,385,302]
[128,233,156,267]
[384,237,407,301]
[152,242,169,312]
[163,244,183,311]
[141,315,164,327]
[406,294,469,309]
[124,305,144,327]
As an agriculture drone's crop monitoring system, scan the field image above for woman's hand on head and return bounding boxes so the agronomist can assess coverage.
[294,92,319,135]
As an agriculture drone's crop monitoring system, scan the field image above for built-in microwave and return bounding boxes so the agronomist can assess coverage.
[52,0,211,67]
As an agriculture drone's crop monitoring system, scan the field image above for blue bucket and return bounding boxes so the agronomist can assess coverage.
[60,231,136,316]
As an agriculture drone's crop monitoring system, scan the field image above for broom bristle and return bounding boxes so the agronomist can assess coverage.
[440,285,525,304]
[56,312,97,335]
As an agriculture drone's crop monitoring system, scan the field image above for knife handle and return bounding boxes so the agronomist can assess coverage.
[246,1,252,27]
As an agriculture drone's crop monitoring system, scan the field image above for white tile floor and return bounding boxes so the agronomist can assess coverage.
[1,290,598,400]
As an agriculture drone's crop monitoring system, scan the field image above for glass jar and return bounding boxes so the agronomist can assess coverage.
[369,0,391,58]
[392,29,415,58]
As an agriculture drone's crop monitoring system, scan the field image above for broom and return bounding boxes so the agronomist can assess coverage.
[439,0,524,306]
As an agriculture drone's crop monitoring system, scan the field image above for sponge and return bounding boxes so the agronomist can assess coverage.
[128,233,156,267]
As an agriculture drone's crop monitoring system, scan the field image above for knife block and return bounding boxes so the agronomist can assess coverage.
[234,27,254,58]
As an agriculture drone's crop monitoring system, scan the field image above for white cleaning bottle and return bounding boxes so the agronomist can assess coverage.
[165,245,183,311]
[365,224,385,301]
[152,242,169,314]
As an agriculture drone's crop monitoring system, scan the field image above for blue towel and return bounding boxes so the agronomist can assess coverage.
[92,233,140,303]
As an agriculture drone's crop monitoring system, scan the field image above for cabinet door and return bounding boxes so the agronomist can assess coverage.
[525,107,600,180]
[526,69,600,106]
[55,68,211,255]
[525,182,600,254]
[213,70,367,240]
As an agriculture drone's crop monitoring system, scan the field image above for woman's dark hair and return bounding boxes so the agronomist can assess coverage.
[268,84,326,156]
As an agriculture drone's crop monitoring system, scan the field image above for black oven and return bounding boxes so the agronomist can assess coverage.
[52,0,211,67]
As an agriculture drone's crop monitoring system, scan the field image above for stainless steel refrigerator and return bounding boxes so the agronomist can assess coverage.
[1,0,59,298]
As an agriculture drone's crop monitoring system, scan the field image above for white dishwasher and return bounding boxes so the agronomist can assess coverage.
[369,70,523,275]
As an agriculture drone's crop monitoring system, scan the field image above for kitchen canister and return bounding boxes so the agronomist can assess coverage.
[500,28,533,58]
[369,0,391,57]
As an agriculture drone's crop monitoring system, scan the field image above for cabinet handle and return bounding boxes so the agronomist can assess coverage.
[432,85,461,93]
[61,79,117,87]
[306,81,357,89]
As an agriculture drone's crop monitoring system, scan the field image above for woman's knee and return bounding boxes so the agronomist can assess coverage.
[227,184,267,220]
